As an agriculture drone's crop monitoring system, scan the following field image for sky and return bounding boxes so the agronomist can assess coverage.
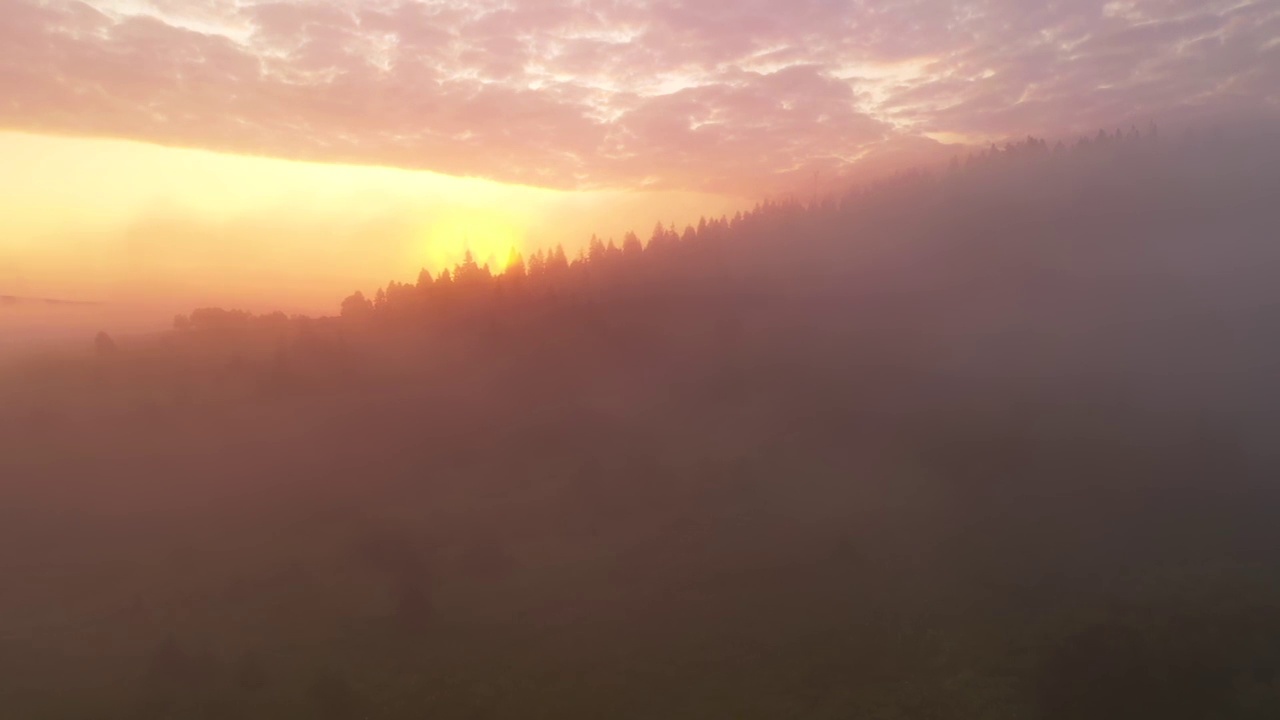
[1,0,1277,320]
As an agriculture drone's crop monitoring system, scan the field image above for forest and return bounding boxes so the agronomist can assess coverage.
[2,123,1280,718]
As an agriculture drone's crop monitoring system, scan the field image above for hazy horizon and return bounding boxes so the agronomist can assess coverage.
[5,0,1276,333]
[2,1,1279,718]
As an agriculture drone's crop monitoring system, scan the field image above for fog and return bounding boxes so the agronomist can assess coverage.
[3,125,1280,718]
[0,301,173,359]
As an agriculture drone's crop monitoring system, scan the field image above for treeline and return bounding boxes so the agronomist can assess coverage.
[342,121,1172,319]
[170,120,1267,343]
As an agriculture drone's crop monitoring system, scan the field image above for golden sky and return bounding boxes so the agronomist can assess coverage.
[0,130,737,316]
[1,0,1274,320]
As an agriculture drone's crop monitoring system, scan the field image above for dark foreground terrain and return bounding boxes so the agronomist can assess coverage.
[3,128,1280,719]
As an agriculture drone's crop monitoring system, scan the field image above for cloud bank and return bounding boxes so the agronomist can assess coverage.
[2,0,1276,192]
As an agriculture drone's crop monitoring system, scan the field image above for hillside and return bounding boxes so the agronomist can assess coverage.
[2,126,1280,719]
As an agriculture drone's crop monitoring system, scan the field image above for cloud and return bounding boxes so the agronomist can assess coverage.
[0,0,1275,193]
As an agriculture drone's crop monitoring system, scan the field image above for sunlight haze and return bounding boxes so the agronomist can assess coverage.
[3,0,1274,328]
[1,0,1279,717]
[0,131,739,320]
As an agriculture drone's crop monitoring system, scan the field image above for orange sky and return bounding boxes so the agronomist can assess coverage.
[1,0,1274,323]
[0,131,740,317]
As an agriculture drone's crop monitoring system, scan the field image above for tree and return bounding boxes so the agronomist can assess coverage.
[506,248,526,279]
[385,280,412,307]
[455,249,485,285]
[648,221,667,249]
[547,245,570,274]
[188,308,252,333]
[340,291,372,320]
[588,234,607,264]
[622,231,643,257]
[94,331,117,356]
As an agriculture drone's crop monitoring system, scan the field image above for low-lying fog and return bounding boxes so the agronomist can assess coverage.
[0,301,170,357]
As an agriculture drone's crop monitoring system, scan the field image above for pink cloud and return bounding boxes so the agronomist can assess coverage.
[0,0,1275,193]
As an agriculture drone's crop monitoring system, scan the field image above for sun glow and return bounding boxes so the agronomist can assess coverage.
[418,209,526,276]
[1,132,743,316]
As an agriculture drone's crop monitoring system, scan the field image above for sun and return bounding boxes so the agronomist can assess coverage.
[417,208,525,276]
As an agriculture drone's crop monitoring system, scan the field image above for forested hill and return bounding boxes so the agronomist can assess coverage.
[348,125,1274,318]
[150,124,1280,410]
[2,125,1280,719]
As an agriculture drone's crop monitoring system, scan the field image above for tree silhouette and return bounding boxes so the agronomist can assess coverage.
[506,248,527,280]
[547,245,570,274]
[622,231,643,258]
[528,249,546,277]
[340,291,372,320]
[454,249,490,286]
[588,234,607,264]
[94,331,116,356]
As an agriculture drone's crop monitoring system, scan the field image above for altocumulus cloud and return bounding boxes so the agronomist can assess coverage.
[1,0,1275,192]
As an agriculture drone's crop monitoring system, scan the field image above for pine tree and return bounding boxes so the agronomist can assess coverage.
[506,248,527,279]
